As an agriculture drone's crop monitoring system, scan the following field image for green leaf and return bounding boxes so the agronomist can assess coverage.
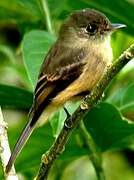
[17,0,41,18]
[12,64,32,90]
[48,0,67,17]
[111,31,134,59]
[50,109,66,138]
[0,0,41,21]
[84,103,134,152]
[22,30,55,89]
[0,85,33,109]
[107,83,134,117]
[106,86,126,107]
[120,83,134,113]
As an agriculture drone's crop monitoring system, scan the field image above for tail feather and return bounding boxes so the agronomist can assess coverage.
[6,120,34,174]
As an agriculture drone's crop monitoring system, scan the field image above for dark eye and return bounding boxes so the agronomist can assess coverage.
[85,24,98,35]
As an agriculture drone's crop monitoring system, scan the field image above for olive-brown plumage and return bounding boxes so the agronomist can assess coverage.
[6,9,126,173]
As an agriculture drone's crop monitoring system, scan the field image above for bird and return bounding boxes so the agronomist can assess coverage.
[6,8,126,173]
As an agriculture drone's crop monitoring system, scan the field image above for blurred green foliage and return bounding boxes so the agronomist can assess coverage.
[0,0,134,179]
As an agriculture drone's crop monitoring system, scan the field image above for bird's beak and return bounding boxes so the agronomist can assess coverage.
[111,23,127,30]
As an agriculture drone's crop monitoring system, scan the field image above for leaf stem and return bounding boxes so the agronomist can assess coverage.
[79,121,105,180]
[39,0,54,34]
[36,44,134,179]
[119,102,134,112]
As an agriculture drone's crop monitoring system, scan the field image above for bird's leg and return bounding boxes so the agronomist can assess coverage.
[63,106,71,118]
[63,106,73,129]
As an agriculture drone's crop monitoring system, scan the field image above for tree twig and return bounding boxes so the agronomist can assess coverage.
[79,121,105,180]
[36,44,134,179]
[39,0,54,34]
[0,107,18,180]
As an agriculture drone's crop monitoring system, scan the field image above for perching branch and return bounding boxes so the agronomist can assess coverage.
[36,44,134,180]
[0,107,18,180]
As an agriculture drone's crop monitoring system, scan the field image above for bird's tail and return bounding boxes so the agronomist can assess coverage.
[6,119,34,174]
[6,99,56,173]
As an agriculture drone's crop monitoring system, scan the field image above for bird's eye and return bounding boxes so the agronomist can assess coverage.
[85,24,98,35]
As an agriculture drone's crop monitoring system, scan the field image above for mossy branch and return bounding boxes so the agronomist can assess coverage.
[36,44,134,180]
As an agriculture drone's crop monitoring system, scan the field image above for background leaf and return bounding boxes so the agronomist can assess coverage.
[50,109,66,138]
[84,103,134,152]
[0,84,32,109]
[0,0,41,21]
[120,83,134,113]
[107,82,134,120]
[22,30,55,88]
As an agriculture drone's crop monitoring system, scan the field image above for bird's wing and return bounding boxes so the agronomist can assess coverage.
[30,43,88,125]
